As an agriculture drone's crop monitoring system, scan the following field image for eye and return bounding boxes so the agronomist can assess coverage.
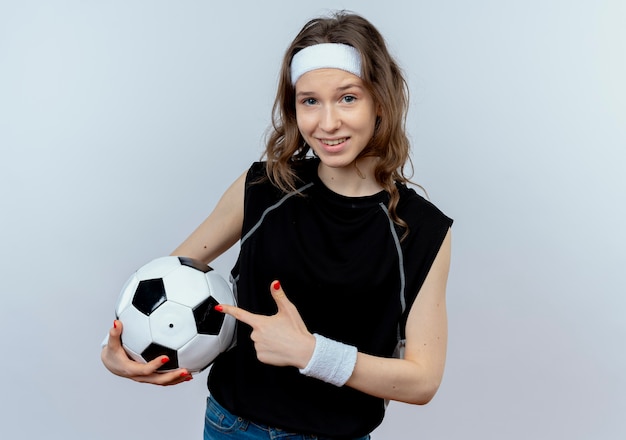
[342,95,357,103]
[302,98,318,106]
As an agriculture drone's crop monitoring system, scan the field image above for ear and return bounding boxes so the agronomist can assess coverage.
[372,94,383,117]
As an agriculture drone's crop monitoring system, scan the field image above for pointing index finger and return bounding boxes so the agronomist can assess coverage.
[215,303,258,327]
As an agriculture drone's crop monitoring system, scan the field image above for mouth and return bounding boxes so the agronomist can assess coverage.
[319,137,348,146]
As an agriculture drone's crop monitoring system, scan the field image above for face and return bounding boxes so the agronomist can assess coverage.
[294,68,378,174]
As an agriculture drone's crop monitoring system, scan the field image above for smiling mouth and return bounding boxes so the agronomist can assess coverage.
[320,137,348,146]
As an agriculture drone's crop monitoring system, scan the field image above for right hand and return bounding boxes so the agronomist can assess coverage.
[101,320,193,386]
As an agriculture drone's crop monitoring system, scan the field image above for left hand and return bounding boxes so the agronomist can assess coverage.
[216,280,315,369]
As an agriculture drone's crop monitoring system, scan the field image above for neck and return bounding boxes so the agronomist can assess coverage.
[317,157,383,197]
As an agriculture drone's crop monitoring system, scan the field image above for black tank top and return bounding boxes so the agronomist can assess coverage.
[208,158,452,438]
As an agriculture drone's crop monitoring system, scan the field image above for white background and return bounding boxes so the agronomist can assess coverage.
[1,1,624,439]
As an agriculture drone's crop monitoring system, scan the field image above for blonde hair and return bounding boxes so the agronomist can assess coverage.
[264,11,413,235]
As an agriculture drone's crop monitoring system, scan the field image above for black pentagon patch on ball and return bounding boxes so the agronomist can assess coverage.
[193,296,224,335]
[132,279,166,316]
[142,343,179,371]
[178,256,213,273]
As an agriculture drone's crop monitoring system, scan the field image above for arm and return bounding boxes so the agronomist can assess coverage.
[171,170,246,263]
[101,171,246,385]
[218,228,452,403]
[345,228,451,404]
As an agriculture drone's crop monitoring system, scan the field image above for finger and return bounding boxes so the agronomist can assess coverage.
[130,355,187,379]
[215,303,259,327]
[133,369,193,386]
[154,369,193,385]
[107,320,123,349]
[269,280,293,312]
[144,353,176,373]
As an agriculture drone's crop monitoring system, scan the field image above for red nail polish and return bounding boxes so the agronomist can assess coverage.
[214,304,223,312]
[113,320,117,329]
[273,281,281,290]
[161,356,169,364]
[180,372,188,378]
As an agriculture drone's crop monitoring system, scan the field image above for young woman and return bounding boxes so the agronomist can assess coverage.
[102,11,452,440]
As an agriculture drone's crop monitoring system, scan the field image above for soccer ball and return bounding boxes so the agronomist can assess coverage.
[115,256,236,373]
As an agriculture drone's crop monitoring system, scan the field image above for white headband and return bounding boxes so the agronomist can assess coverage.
[290,43,362,85]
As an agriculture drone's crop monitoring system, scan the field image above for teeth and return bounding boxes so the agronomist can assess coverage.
[321,138,347,146]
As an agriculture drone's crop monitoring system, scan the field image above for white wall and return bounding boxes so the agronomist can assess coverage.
[1,1,624,439]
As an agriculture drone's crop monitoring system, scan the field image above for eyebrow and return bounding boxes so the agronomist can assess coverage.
[295,83,364,99]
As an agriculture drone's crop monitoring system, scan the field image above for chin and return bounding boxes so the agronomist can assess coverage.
[318,156,357,170]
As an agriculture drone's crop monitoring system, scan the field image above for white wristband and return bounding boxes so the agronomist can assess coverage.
[299,333,357,387]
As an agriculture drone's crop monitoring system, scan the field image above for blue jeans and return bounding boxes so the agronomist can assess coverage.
[204,395,371,440]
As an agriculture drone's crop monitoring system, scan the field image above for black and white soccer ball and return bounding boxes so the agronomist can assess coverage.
[115,256,236,373]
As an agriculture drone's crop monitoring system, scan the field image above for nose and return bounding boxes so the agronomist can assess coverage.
[319,105,341,132]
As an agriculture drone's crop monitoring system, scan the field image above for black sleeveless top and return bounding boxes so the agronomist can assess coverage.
[208,158,452,438]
